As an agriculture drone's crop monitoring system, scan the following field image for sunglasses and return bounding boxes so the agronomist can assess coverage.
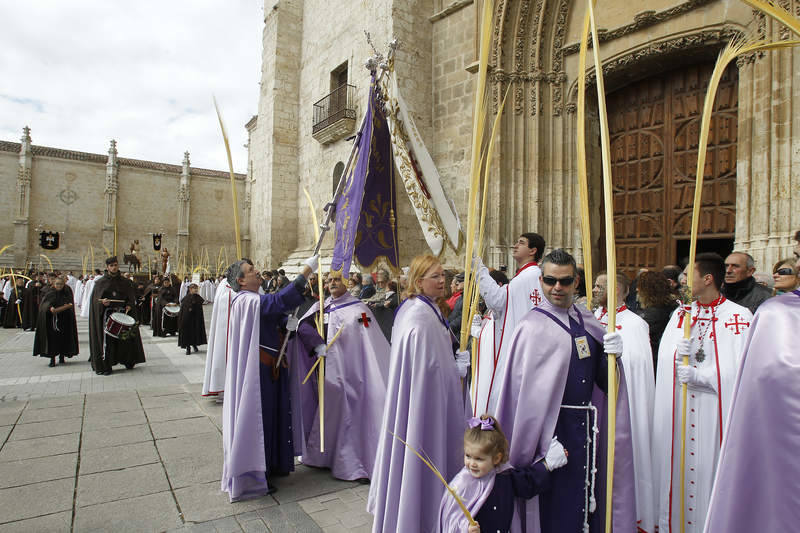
[776,267,796,276]
[541,275,575,286]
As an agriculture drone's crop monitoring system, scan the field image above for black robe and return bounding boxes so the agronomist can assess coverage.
[88,273,146,373]
[139,282,159,327]
[154,285,178,337]
[32,287,79,358]
[2,282,24,329]
[21,282,43,330]
[178,293,207,348]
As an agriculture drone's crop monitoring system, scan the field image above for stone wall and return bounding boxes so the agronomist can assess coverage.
[251,0,800,274]
[0,128,246,273]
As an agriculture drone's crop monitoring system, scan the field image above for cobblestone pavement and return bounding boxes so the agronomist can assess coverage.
[0,310,374,532]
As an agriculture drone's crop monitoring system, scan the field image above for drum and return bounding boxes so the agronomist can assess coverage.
[163,303,180,317]
[105,312,136,339]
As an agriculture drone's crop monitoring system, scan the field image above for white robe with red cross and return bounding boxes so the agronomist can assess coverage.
[596,305,657,533]
[473,262,543,416]
[652,297,752,533]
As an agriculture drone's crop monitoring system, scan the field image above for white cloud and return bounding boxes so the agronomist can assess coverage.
[0,0,262,173]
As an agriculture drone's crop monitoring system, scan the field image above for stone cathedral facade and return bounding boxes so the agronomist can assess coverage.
[249,0,799,275]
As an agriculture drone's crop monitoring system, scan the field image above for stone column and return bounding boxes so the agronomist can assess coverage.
[13,126,33,268]
[102,140,119,257]
[176,151,191,256]
[241,159,252,258]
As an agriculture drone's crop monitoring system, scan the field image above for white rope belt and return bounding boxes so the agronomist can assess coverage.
[560,403,599,533]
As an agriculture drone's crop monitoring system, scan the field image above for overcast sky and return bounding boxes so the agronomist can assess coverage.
[0,1,263,173]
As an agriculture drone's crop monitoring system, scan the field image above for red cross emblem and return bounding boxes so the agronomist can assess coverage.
[358,312,371,328]
[530,288,542,306]
[724,314,750,335]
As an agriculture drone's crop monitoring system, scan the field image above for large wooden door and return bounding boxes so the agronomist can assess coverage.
[606,63,738,277]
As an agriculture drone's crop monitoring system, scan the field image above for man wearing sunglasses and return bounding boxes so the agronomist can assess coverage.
[495,249,634,533]
[470,232,546,415]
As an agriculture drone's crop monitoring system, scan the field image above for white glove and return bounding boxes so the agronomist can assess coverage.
[455,350,471,378]
[602,332,623,357]
[14,299,21,305]
[676,364,717,392]
[303,254,320,272]
[544,437,568,471]
[313,344,327,357]
[471,254,484,273]
[675,338,692,358]
[470,315,483,339]
[285,316,299,332]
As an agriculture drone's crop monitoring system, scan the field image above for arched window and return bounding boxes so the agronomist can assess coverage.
[332,161,345,196]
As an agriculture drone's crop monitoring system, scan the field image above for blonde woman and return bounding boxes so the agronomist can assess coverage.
[772,258,799,295]
[367,255,470,533]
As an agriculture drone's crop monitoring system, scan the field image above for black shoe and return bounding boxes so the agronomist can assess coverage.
[48,359,55,367]
[103,369,112,376]
[193,346,198,353]
[58,355,65,364]
[186,347,191,355]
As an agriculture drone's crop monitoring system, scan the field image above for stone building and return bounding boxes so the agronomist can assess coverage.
[250,0,798,275]
[0,127,248,273]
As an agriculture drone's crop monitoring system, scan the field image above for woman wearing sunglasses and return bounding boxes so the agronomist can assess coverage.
[772,258,799,295]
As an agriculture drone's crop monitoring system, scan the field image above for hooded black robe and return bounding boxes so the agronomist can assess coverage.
[154,285,179,337]
[2,282,24,329]
[21,281,43,330]
[33,287,79,358]
[178,293,207,348]
[88,272,146,373]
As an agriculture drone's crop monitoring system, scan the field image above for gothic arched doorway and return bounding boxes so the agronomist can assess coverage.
[605,62,738,277]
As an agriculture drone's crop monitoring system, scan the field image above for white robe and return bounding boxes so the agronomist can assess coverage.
[202,279,232,396]
[73,280,84,308]
[470,311,498,417]
[80,277,97,318]
[200,279,215,302]
[652,298,752,533]
[596,306,657,533]
[2,280,10,301]
[179,281,188,303]
[474,262,543,415]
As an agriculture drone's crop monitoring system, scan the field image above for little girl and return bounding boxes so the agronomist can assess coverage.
[439,414,568,533]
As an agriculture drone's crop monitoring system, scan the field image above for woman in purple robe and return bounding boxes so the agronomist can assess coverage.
[367,255,471,533]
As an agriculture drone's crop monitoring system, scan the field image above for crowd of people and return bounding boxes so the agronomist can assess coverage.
[210,230,800,533]
[2,229,798,532]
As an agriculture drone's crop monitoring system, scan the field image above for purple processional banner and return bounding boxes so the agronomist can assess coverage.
[330,78,398,278]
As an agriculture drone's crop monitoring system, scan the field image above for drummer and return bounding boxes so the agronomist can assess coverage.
[156,276,180,337]
[87,256,146,375]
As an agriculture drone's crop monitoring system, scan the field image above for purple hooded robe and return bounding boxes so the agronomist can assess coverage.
[367,295,470,533]
[703,290,800,532]
[221,281,305,502]
[495,298,637,532]
[289,291,390,480]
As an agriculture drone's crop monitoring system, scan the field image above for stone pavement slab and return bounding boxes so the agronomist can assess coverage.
[79,441,160,475]
[156,433,223,462]
[26,395,83,410]
[77,462,170,507]
[271,465,357,504]
[18,403,83,424]
[174,481,277,524]
[0,510,71,533]
[8,416,81,440]
[145,403,206,422]
[150,416,218,439]
[0,433,79,462]
[162,454,223,489]
[82,407,147,430]
[0,453,77,489]
[0,427,10,444]
[74,490,182,532]
[81,423,152,449]
[0,478,74,524]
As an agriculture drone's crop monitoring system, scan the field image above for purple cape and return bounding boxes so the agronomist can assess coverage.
[703,291,800,532]
[220,291,265,502]
[290,292,390,480]
[439,464,512,532]
[494,299,636,532]
[367,296,470,533]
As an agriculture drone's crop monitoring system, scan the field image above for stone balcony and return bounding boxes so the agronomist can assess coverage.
[312,84,357,145]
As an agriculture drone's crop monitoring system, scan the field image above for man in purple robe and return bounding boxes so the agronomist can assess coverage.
[703,288,800,532]
[288,270,390,481]
[495,249,636,532]
[221,255,317,502]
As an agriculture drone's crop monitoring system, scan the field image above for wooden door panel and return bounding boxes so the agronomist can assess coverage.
[606,62,738,275]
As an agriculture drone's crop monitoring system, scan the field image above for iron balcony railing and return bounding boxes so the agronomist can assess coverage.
[313,84,357,134]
